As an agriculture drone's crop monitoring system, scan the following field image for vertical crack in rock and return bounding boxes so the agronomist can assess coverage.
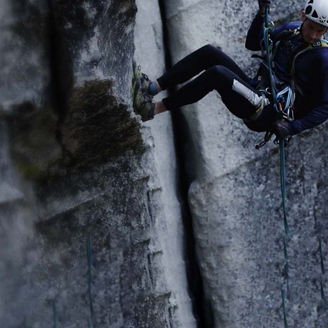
[6,1,142,180]
[45,0,74,155]
[157,1,214,327]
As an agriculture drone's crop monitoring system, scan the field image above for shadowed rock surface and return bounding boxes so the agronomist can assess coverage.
[7,80,143,179]
[0,0,327,327]
[164,0,328,327]
[0,0,194,327]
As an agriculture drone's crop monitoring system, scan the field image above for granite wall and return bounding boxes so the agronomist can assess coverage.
[0,0,327,327]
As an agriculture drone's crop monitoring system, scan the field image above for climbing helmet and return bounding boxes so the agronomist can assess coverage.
[304,0,328,27]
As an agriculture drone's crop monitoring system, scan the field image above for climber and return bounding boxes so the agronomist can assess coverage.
[132,0,328,140]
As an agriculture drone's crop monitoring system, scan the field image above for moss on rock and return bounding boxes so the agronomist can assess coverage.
[7,79,143,180]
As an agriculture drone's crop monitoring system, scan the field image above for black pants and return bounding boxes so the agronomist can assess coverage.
[158,44,276,131]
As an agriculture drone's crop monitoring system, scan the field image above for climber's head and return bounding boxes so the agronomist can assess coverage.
[301,0,328,43]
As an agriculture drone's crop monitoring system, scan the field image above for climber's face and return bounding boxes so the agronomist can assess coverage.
[301,12,328,44]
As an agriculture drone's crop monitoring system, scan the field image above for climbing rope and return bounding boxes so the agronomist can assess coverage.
[314,201,327,307]
[279,141,289,236]
[53,300,58,328]
[319,239,327,304]
[264,9,328,317]
[87,233,95,328]
[279,139,289,328]
[263,12,279,114]
[264,6,328,315]
[19,234,97,327]
[263,7,290,327]
[50,235,95,328]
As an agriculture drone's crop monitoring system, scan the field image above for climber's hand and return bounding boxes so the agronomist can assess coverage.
[271,119,291,139]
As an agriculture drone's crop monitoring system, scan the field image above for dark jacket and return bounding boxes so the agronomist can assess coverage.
[246,13,328,135]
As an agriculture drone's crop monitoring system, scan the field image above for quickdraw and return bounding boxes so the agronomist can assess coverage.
[255,85,294,149]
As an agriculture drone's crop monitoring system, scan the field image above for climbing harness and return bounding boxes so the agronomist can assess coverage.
[255,31,328,148]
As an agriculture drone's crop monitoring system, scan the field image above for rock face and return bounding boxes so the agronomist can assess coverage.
[0,0,328,327]
[0,0,195,327]
[164,0,328,327]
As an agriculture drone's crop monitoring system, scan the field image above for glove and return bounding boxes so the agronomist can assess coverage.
[271,119,291,139]
[258,0,271,16]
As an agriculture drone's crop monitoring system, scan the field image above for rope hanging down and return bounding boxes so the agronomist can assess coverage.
[263,5,328,315]
[279,140,289,327]
[49,235,95,328]
[263,7,290,327]
[315,198,327,307]
[87,233,95,328]
[319,239,327,304]
[53,300,58,328]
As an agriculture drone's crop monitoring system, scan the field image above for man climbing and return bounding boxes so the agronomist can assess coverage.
[132,0,328,140]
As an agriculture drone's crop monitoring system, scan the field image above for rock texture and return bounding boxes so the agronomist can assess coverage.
[164,0,328,327]
[0,0,195,327]
[0,0,328,327]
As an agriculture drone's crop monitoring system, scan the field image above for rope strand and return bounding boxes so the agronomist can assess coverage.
[264,8,290,326]
[319,238,327,304]
[280,140,290,328]
[87,233,95,328]
[53,300,57,328]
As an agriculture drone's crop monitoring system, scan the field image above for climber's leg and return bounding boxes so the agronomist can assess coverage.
[156,44,252,93]
[158,65,267,120]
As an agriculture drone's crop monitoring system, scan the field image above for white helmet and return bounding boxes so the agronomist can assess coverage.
[304,0,328,27]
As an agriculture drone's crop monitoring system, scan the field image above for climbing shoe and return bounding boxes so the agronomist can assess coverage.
[132,75,154,121]
[132,62,158,96]
[136,99,155,122]
[132,62,156,121]
[133,86,155,121]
